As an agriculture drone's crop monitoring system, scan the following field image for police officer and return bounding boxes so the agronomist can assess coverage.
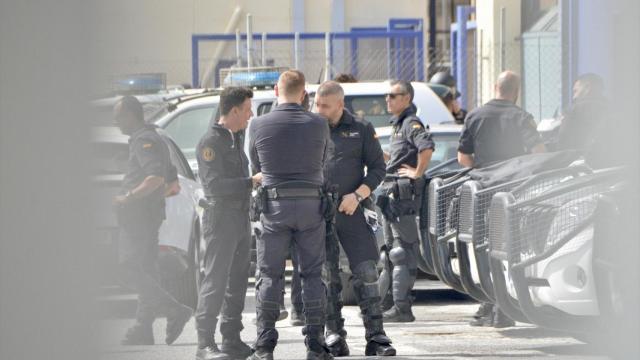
[247,70,333,360]
[378,80,435,323]
[555,73,607,166]
[457,71,545,327]
[430,71,467,124]
[315,81,396,357]
[194,87,260,360]
[113,95,193,346]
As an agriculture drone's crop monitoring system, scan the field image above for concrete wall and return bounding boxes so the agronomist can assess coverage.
[92,0,433,92]
[475,0,522,105]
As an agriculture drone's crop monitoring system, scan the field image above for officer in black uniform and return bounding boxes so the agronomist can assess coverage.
[457,71,545,327]
[315,81,396,357]
[555,73,607,166]
[247,70,333,360]
[194,87,260,360]
[378,80,435,323]
[113,96,192,346]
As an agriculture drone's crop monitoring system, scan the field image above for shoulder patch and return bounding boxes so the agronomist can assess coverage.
[142,143,153,149]
[202,147,215,162]
[412,123,422,129]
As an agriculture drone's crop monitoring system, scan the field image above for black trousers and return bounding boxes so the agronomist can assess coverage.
[255,198,326,350]
[118,209,182,326]
[195,203,251,338]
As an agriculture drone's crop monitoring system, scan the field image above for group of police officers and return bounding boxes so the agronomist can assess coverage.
[113,66,604,359]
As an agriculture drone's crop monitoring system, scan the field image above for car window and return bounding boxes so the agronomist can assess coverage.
[429,133,460,169]
[163,106,216,160]
[257,102,273,116]
[377,132,460,170]
[161,136,196,181]
[345,95,390,128]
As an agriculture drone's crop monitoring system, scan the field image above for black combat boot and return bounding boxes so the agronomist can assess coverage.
[305,337,334,360]
[246,347,273,360]
[325,330,349,357]
[492,307,515,328]
[166,303,193,345]
[365,334,396,357]
[382,304,415,323]
[290,310,305,326]
[220,334,252,359]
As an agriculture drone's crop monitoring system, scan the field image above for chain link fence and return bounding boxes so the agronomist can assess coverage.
[192,32,425,88]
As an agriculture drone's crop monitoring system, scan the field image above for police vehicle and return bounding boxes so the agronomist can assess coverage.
[91,125,205,309]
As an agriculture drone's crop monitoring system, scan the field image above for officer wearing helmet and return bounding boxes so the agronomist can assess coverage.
[430,71,467,124]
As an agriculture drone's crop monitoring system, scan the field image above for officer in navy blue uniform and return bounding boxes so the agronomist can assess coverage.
[194,87,261,360]
[315,81,396,357]
[458,71,545,328]
[247,70,333,360]
[378,80,435,323]
[113,96,192,346]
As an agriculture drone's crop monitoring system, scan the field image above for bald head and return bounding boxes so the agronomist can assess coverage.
[495,71,521,103]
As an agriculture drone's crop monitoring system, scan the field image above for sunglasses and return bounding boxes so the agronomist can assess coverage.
[385,92,407,99]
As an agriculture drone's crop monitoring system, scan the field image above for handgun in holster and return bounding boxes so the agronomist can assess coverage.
[321,184,339,223]
[249,186,267,222]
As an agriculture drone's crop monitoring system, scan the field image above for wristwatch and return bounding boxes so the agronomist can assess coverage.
[353,191,365,202]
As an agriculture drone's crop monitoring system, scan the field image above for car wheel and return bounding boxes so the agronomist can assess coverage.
[340,271,358,306]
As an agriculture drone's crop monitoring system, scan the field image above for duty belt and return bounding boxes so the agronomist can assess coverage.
[266,187,322,200]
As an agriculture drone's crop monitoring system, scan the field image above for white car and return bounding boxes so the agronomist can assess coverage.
[154,89,277,174]
[91,126,204,308]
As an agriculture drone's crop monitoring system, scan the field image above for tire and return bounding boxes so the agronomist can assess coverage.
[340,271,358,306]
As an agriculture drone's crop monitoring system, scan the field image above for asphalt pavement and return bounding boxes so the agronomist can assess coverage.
[99,279,608,360]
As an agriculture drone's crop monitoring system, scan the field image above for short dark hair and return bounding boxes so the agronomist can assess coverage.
[390,79,414,102]
[117,95,144,122]
[219,86,253,116]
[334,73,358,83]
[576,73,604,95]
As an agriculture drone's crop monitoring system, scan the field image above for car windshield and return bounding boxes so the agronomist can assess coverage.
[345,95,391,127]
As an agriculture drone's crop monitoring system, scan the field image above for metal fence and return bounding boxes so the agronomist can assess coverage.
[191,30,426,88]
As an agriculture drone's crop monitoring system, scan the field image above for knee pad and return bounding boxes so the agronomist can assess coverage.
[389,247,407,266]
[352,260,379,283]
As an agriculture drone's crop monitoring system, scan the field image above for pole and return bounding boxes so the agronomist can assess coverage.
[294,32,300,69]
[324,32,331,81]
[235,30,242,67]
[246,13,253,69]
[261,32,267,66]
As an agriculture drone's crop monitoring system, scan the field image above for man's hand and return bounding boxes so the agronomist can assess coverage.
[113,194,129,206]
[398,164,420,179]
[252,172,263,186]
[164,180,181,197]
[338,193,360,216]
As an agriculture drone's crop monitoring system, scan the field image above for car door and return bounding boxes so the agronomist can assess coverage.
[158,135,203,253]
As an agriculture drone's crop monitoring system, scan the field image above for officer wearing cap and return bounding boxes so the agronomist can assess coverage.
[457,71,545,327]
[315,81,396,357]
[113,95,193,346]
[247,70,333,360]
[378,80,435,323]
[194,87,261,360]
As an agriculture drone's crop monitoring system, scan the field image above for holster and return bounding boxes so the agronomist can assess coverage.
[249,186,267,222]
[320,184,339,223]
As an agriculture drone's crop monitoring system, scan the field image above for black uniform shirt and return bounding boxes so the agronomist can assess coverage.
[458,99,542,168]
[196,123,252,202]
[249,103,330,187]
[325,110,386,197]
[121,125,171,204]
[386,105,435,174]
[557,96,606,151]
